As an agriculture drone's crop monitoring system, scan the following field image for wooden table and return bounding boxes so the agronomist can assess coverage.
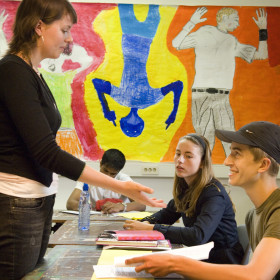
[22,245,102,280]
[22,244,184,280]
[23,212,184,279]
[48,220,125,247]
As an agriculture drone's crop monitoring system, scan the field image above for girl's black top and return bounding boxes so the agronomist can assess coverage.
[142,179,244,264]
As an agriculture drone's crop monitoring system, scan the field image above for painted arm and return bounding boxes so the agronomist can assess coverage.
[161,80,183,129]
[92,78,116,126]
[172,7,207,50]
[252,8,268,60]
[126,237,280,280]
[0,10,8,58]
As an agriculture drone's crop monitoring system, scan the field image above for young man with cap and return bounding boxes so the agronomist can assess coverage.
[125,121,280,280]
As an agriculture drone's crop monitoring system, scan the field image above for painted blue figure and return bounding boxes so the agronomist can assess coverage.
[92,4,183,137]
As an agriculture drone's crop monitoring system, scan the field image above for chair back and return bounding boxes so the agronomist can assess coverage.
[237,224,251,265]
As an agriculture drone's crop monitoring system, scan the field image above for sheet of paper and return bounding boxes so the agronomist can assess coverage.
[61,210,109,215]
[93,265,153,278]
[92,244,213,279]
[93,265,182,279]
[114,241,214,267]
[91,249,152,280]
[115,211,153,220]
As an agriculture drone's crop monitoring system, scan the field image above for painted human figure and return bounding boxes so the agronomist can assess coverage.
[40,43,93,128]
[93,4,183,137]
[0,10,8,58]
[172,7,268,156]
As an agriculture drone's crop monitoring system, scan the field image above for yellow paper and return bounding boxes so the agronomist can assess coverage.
[91,249,153,280]
[117,212,153,220]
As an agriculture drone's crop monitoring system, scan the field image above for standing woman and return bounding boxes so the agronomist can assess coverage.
[124,134,244,264]
[0,0,165,279]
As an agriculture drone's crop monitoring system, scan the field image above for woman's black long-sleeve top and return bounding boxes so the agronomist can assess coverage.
[142,179,244,264]
[0,55,85,187]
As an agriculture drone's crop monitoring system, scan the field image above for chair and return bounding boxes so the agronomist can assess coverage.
[237,224,251,265]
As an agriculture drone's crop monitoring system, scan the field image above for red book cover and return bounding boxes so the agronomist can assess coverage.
[113,230,165,241]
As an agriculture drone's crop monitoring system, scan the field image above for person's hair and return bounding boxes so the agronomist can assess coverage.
[216,7,237,23]
[249,146,279,177]
[8,0,77,57]
[173,134,214,217]
[101,149,126,172]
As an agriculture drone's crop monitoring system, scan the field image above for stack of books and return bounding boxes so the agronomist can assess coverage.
[96,230,172,250]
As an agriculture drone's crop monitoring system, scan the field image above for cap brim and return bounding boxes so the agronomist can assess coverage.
[215,129,255,146]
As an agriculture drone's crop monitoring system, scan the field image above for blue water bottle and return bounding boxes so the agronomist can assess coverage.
[78,183,90,231]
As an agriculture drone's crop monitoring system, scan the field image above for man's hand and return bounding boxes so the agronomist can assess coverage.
[101,202,124,214]
[190,7,208,25]
[125,254,175,277]
[123,220,153,230]
[253,8,267,29]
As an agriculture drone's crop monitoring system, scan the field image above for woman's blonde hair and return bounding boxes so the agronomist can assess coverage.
[173,134,214,217]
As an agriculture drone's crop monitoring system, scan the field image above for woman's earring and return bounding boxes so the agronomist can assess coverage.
[41,35,44,43]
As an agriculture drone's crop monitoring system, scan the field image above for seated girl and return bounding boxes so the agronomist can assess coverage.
[123,134,244,264]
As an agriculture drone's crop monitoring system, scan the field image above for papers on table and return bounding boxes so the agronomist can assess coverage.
[61,210,153,219]
[93,242,214,278]
[93,265,183,278]
[115,211,154,220]
[62,210,102,215]
[61,210,142,216]
[114,241,214,267]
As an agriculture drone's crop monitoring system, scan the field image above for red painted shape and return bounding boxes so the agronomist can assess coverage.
[267,7,280,67]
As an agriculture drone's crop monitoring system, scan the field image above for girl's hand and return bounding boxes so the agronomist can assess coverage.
[123,220,154,230]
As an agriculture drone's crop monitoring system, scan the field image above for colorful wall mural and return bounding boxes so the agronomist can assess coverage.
[0,1,279,163]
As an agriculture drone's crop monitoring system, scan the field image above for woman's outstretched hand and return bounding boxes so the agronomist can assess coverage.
[79,166,166,208]
[120,181,166,208]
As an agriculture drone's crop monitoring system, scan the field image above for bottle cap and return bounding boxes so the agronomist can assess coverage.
[83,183,89,191]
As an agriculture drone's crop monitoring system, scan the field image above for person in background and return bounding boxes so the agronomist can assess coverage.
[0,1,165,279]
[124,133,243,264]
[126,121,280,280]
[67,149,146,213]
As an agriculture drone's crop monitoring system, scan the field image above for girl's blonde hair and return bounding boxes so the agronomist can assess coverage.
[173,134,214,217]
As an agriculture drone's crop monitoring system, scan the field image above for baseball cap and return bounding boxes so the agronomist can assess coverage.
[215,121,280,164]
